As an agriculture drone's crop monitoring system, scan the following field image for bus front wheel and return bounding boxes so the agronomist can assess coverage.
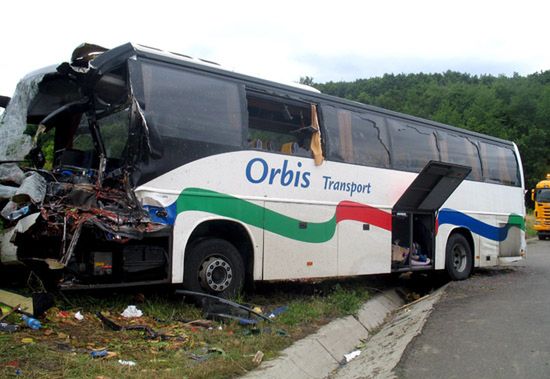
[445,233,473,280]
[183,238,245,298]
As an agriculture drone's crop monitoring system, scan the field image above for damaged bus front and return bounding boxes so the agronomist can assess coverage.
[0,43,174,289]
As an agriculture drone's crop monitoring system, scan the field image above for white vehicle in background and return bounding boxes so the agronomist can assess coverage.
[0,42,526,295]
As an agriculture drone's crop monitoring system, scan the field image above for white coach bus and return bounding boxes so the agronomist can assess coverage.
[0,43,526,295]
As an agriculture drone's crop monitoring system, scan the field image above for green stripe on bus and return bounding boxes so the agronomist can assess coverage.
[507,214,525,231]
[176,187,337,243]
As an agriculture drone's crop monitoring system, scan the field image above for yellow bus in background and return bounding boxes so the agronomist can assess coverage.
[532,174,550,240]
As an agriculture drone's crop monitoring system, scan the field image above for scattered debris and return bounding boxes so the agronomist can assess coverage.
[181,319,215,329]
[242,328,261,336]
[176,289,271,324]
[188,346,227,362]
[74,311,84,321]
[0,323,19,333]
[21,315,41,330]
[0,303,21,323]
[267,306,289,319]
[0,289,33,315]
[97,312,160,339]
[21,337,34,344]
[252,350,264,365]
[206,311,259,326]
[121,305,143,318]
[90,350,108,359]
[55,342,74,352]
[4,360,19,368]
[118,359,137,366]
[344,350,361,363]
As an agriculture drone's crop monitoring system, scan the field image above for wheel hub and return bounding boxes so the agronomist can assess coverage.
[452,245,467,272]
[199,256,233,292]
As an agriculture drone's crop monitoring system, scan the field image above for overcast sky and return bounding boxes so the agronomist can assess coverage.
[1,0,550,97]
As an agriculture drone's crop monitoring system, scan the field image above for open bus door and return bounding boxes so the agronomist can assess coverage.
[391,161,471,272]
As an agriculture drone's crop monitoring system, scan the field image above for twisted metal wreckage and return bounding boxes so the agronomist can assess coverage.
[0,43,174,289]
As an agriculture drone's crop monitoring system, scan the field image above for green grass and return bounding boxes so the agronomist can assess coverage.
[0,281,371,379]
[526,211,537,238]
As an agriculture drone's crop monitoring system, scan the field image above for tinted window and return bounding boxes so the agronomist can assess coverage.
[138,61,243,146]
[479,142,520,186]
[321,105,390,168]
[127,59,245,185]
[437,131,482,181]
[388,118,439,172]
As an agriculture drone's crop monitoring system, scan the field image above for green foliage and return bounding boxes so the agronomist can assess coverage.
[326,284,365,315]
[299,76,315,86]
[277,284,369,326]
[313,71,550,189]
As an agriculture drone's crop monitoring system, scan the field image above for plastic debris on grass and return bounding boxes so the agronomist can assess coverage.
[118,359,137,366]
[121,305,143,318]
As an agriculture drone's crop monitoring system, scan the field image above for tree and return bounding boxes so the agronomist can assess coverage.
[299,76,315,86]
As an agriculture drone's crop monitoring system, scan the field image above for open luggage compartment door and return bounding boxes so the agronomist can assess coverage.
[391,161,471,271]
[394,161,471,213]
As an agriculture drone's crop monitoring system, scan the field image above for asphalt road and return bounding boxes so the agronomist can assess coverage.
[396,240,550,378]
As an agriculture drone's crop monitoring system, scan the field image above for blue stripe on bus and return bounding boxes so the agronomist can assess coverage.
[438,208,522,242]
[143,203,178,225]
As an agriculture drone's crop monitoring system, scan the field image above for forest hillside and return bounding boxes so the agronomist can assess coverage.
[305,71,549,189]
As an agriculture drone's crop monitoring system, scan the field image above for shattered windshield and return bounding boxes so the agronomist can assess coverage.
[0,70,47,161]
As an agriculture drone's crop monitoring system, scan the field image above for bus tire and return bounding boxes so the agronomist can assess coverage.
[445,233,473,280]
[183,238,245,298]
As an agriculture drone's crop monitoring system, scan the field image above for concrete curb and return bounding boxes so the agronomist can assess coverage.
[242,290,405,379]
[331,284,448,379]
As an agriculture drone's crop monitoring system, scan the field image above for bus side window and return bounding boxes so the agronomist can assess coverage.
[321,105,390,168]
[246,93,313,158]
[388,118,439,173]
[437,131,483,181]
[479,142,520,186]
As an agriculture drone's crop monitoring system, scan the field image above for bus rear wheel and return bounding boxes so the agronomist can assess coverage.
[445,233,473,280]
[183,238,245,298]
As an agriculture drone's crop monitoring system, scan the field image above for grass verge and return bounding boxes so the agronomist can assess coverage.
[0,279,371,379]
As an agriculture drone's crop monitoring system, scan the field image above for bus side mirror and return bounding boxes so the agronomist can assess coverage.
[531,189,534,201]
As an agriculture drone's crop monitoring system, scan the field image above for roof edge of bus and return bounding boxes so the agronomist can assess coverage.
[83,42,515,147]
[128,44,321,94]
